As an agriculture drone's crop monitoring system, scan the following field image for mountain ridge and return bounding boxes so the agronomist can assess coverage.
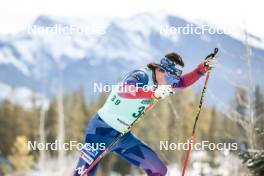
[0,13,263,107]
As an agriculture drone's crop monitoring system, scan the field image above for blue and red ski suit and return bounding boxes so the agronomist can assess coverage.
[74,63,206,176]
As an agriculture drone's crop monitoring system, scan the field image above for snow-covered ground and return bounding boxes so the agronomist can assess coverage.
[21,151,248,176]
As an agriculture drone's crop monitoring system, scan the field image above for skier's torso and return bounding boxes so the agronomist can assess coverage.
[98,68,156,132]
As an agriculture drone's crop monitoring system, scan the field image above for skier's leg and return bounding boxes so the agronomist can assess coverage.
[74,114,120,176]
[74,156,99,176]
[112,132,167,176]
[74,133,103,176]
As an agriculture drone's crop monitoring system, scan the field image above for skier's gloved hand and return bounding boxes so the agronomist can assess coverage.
[203,55,217,70]
[154,85,174,99]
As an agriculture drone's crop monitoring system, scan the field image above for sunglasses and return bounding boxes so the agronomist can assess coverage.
[160,57,183,81]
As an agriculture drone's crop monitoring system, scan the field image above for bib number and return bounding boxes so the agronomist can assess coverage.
[132,106,145,118]
[111,95,121,105]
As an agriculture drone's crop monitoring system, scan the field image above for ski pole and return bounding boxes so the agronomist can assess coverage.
[181,48,219,176]
[80,99,158,176]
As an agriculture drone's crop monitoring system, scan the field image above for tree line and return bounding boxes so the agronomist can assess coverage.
[0,86,263,175]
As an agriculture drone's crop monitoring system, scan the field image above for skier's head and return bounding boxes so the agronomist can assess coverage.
[147,52,184,85]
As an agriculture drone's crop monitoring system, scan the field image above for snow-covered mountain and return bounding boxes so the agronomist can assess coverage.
[0,13,263,107]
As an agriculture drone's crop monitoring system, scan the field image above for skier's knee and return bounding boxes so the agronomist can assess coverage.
[160,164,167,176]
[146,164,167,176]
[155,161,167,176]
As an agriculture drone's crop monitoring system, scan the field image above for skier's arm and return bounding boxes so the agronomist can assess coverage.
[117,70,154,99]
[118,84,153,99]
[172,63,207,89]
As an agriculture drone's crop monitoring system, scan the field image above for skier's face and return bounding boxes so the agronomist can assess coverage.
[156,68,181,85]
[155,69,168,85]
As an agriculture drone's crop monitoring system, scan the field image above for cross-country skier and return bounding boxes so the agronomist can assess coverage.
[74,52,217,176]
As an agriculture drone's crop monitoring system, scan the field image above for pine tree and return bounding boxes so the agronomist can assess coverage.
[239,151,264,176]
[64,88,89,146]
[254,85,264,147]
[238,86,264,176]
[45,100,58,156]
[0,101,31,156]
[8,136,34,176]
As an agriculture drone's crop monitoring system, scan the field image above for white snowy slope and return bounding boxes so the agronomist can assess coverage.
[180,15,264,50]
[0,13,165,77]
[0,12,263,74]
